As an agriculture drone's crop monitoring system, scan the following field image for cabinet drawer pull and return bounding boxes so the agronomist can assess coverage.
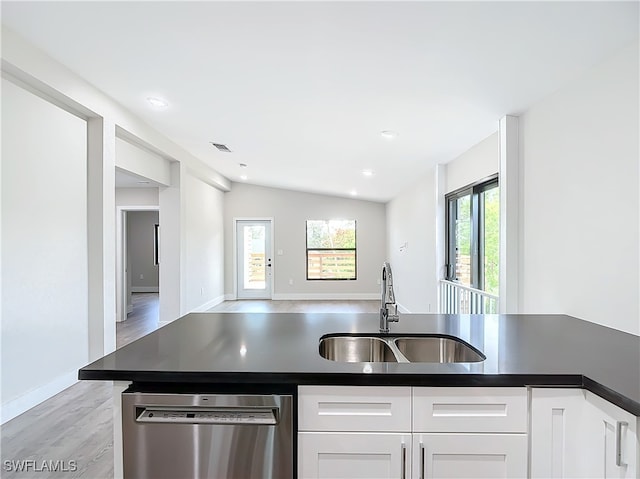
[420,442,425,479]
[616,421,628,467]
[401,443,406,479]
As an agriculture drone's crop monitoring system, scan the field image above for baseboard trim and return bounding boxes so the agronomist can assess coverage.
[1,370,78,424]
[191,295,226,312]
[131,287,159,293]
[271,293,379,301]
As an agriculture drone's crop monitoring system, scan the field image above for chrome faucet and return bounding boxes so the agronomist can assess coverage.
[380,262,399,333]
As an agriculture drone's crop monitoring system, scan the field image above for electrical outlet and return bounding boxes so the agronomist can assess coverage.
[289,279,293,285]
[200,287,204,296]
[139,274,144,280]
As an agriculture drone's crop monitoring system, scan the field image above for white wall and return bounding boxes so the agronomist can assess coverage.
[1,25,232,418]
[1,78,88,422]
[519,40,639,335]
[386,170,439,312]
[115,187,159,207]
[446,132,499,193]
[115,137,171,187]
[224,183,386,299]
[183,172,225,311]
[386,132,499,313]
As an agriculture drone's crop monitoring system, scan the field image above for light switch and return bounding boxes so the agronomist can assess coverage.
[277,249,284,255]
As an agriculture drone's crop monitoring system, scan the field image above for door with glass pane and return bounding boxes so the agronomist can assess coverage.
[236,220,272,299]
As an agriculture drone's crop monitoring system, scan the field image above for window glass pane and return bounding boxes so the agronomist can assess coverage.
[306,220,356,248]
[306,220,356,280]
[243,225,266,289]
[307,250,356,280]
[455,195,472,286]
[482,186,500,295]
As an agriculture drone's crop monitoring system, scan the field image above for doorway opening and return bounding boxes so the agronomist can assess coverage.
[116,206,160,328]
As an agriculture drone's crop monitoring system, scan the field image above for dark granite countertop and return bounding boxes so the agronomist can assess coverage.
[79,313,640,415]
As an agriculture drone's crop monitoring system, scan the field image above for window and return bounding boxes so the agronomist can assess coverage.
[445,176,499,294]
[306,220,356,280]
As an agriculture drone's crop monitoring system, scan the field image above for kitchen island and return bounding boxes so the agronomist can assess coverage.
[79,312,640,478]
[80,312,639,412]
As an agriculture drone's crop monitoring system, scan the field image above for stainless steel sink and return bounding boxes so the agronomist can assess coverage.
[393,336,485,363]
[319,336,398,362]
[319,334,485,363]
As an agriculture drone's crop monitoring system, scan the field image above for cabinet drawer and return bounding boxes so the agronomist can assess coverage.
[413,387,527,433]
[298,386,411,432]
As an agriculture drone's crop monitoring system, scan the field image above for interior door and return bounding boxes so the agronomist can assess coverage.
[236,220,272,299]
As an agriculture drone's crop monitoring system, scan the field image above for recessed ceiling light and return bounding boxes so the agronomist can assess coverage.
[380,130,398,140]
[240,175,248,181]
[350,190,358,196]
[362,169,374,177]
[146,96,169,109]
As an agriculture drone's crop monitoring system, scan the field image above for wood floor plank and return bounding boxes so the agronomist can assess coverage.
[1,296,375,478]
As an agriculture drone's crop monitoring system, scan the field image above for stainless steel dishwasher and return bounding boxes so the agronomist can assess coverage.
[122,391,294,478]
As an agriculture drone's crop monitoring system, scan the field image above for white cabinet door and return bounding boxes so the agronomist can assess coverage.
[298,432,411,479]
[530,388,590,478]
[530,388,639,479]
[414,433,527,479]
[584,391,638,479]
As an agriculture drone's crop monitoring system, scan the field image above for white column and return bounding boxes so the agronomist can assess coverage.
[499,115,520,313]
[87,117,117,359]
[158,161,182,324]
[434,163,447,313]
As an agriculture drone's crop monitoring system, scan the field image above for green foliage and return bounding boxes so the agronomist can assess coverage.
[306,220,356,248]
[483,187,500,295]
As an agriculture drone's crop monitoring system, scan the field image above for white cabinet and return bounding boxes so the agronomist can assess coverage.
[298,386,411,479]
[298,432,410,479]
[299,386,528,479]
[531,388,639,478]
[298,385,412,432]
[413,387,528,478]
[413,434,527,479]
[584,391,638,478]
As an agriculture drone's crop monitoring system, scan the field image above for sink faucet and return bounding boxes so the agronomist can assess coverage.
[380,262,399,333]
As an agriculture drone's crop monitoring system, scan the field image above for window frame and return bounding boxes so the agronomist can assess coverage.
[305,219,357,281]
[445,174,498,291]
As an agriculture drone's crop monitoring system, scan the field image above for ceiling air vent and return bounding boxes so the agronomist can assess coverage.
[210,142,232,153]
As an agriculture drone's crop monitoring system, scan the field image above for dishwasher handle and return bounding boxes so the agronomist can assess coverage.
[135,406,278,425]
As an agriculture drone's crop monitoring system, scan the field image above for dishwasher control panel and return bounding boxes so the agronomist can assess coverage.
[136,407,277,425]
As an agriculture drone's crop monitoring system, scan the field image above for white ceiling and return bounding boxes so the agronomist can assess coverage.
[2,1,638,202]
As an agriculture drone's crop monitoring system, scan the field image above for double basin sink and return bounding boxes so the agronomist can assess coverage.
[319,333,485,363]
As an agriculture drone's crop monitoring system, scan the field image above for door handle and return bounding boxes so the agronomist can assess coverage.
[420,442,425,479]
[400,443,406,479]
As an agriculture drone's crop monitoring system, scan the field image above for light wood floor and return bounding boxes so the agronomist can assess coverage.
[0,296,375,478]
[208,299,379,313]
